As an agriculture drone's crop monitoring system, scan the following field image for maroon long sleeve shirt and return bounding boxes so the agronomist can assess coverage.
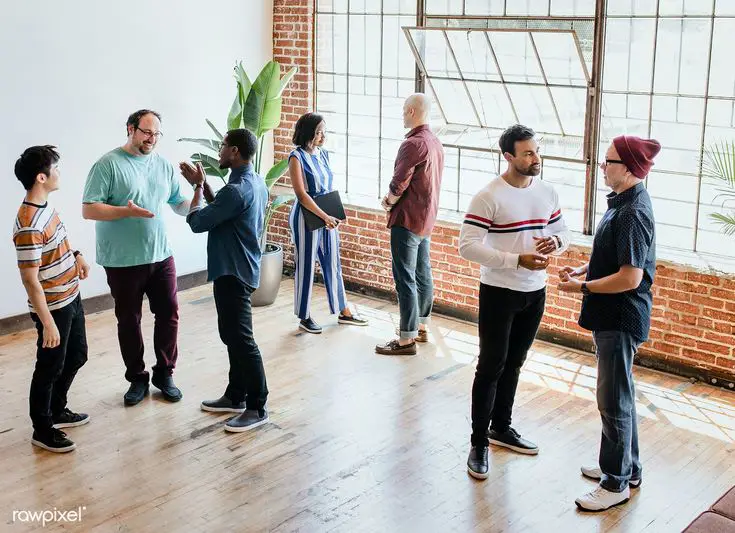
[387,125,445,237]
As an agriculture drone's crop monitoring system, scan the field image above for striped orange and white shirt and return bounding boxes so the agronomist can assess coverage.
[13,201,79,312]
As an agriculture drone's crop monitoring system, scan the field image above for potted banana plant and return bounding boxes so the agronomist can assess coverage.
[179,60,296,306]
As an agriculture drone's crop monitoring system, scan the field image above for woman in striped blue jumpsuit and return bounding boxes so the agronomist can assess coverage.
[288,113,368,334]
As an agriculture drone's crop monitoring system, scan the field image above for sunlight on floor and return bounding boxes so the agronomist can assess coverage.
[351,300,735,443]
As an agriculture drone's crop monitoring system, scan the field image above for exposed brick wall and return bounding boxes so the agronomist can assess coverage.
[268,207,735,383]
[273,0,313,172]
[270,2,735,385]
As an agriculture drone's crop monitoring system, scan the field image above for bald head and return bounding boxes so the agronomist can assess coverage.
[403,93,432,129]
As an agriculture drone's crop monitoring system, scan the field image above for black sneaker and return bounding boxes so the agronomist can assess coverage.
[52,408,90,429]
[299,317,322,334]
[152,374,183,402]
[224,409,269,433]
[32,428,76,453]
[201,395,246,413]
[488,427,539,455]
[338,314,369,326]
[467,446,489,480]
[124,381,150,406]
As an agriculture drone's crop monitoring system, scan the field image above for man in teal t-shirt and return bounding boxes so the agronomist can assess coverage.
[82,109,190,407]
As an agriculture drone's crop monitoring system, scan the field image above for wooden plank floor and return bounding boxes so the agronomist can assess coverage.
[0,280,734,533]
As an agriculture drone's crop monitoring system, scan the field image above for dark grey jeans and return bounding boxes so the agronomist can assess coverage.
[594,330,642,492]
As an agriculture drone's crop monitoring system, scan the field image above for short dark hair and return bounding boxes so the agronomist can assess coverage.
[499,124,536,156]
[225,128,258,161]
[292,112,324,149]
[126,109,162,132]
[14,145,60,191]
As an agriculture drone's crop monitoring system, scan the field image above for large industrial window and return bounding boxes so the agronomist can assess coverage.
[315,0,735,260]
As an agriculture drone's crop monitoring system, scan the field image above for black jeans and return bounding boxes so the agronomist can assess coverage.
[471,284,545,446]
[29,295,88,432]
[213,276,268,410]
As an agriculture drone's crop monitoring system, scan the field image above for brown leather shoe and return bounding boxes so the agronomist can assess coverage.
[394,328,428,343]
[375,339,417,355]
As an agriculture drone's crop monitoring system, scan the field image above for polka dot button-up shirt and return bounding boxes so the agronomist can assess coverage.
[579,182,656,342]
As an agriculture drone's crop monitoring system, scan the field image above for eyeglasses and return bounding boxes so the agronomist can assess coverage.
[135,127,163,140]
[601,159,626,167]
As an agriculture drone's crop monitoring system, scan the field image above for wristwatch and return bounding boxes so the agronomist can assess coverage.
[73,250,82,258]
[581,282,590,295]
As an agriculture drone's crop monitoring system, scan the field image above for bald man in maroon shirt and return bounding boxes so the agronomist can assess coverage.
[376,93,444,356]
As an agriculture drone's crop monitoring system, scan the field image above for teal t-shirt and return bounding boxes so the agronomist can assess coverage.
[82,148,187,267]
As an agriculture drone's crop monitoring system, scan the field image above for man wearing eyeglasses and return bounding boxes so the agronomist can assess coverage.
[82,109,190,407]
[558,135,661,512]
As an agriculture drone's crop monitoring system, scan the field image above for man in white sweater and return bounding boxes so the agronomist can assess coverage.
[459,124,570,480]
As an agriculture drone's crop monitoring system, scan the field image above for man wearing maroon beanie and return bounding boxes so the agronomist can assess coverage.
[558,135,661,511]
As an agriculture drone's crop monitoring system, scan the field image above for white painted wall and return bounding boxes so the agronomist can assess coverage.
[0,0,274,319]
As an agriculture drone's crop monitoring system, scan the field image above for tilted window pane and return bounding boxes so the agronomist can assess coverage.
[505,84,561,134]
[487,32,545,84]
[445,31,502,82]
[465,81,517,128]
[549,86,588,136]
[430,78,481,125]
[531,32,588,87]
[407,28,461,78]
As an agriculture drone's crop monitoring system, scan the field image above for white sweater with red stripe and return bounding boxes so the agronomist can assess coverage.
[458,176,570,292]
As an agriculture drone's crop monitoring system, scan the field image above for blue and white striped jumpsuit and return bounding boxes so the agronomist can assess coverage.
[288,147,347,320]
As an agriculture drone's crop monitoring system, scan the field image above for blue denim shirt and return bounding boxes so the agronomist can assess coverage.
[579,182,656,342]
[186,164,268,288]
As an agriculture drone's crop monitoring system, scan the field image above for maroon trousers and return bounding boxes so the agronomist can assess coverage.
[104,256,179,383]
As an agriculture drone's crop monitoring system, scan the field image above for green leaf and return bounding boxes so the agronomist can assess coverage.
[270,193,295,211]
[206,119,224,141]
[177,137,219,153]
[261,192,295,248]
[702,140,735,238]
[227,85,243,130]
[709,212,735,236]
[235,61,252,101]
[264,159,289,190]
[276,66,297,98]
[242,61,288,138]
[191,153,228,182]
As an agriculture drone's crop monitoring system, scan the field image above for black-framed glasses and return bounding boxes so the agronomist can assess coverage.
[601,159,626,166]
[135,127,163,139]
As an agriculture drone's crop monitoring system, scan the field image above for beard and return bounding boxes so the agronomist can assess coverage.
[137,142,154,154]
[515,162,541,177]
[219,159,231,170]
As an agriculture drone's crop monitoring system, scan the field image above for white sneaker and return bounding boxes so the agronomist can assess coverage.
[575,484,630,511]
[581,465,642,488]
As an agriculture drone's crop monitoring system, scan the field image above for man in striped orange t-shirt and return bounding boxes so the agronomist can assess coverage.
[13,145,91,453]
